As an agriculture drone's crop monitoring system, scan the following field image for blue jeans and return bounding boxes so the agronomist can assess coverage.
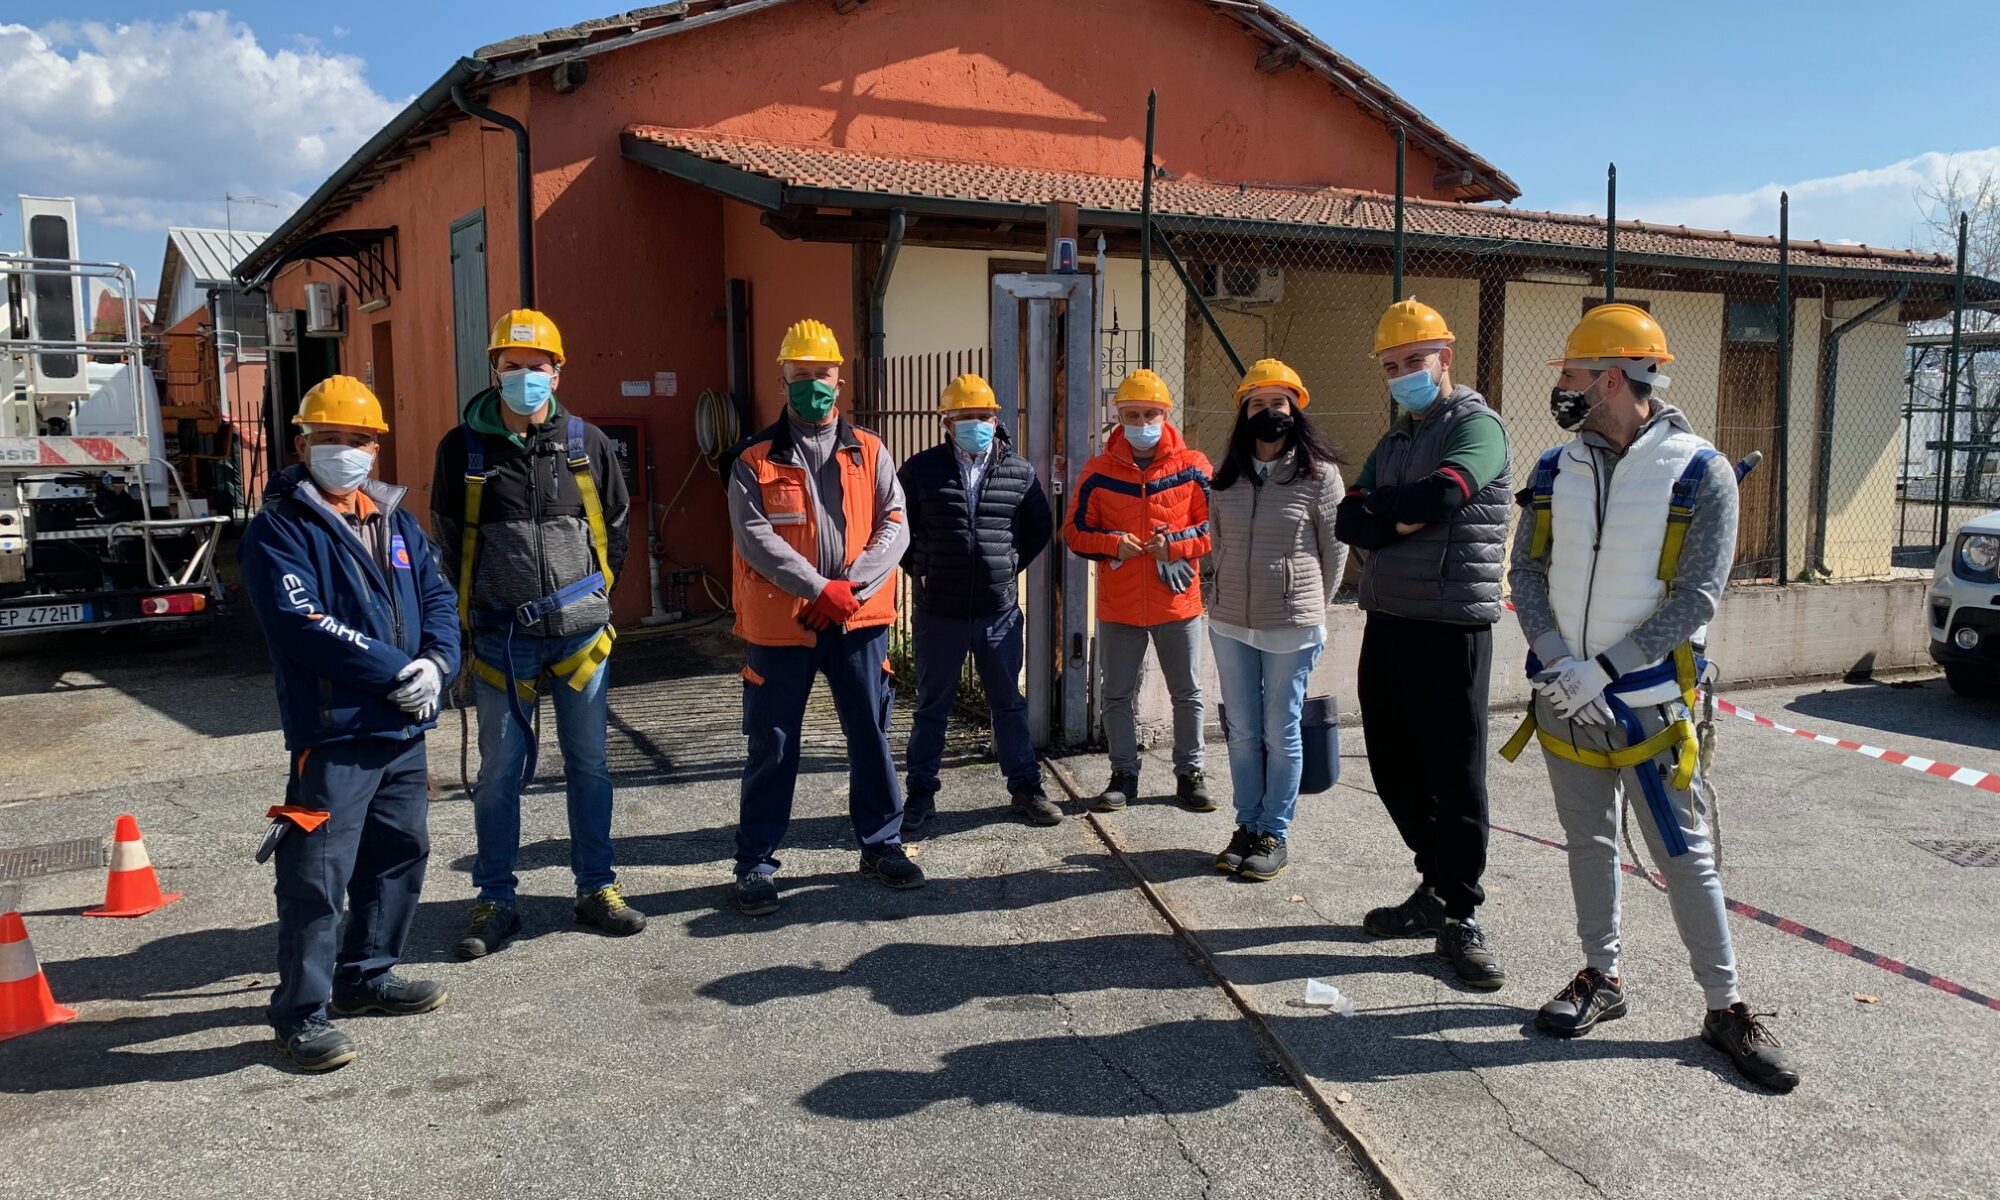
[1210,631,1324,841]
[905,607,1040,799]
[738,626,902,875]
[471,626,615,902]
[270,737,429,1034]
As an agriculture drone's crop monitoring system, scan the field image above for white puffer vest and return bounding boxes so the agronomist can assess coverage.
[1546,419,1715,704]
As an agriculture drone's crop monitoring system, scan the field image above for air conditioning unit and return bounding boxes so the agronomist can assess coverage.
[303,282,344,337]
[266,309,297,350]
[1215,263,1283,306]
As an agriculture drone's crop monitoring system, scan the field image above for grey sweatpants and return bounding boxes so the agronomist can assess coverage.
[1535,692,1741,1010]
[1099,617,1205,776]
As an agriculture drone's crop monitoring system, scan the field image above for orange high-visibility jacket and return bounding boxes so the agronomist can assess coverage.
[731,420,901,647]
[1064,423,1213,626]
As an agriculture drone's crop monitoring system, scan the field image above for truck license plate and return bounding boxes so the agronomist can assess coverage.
[0,603,92,629]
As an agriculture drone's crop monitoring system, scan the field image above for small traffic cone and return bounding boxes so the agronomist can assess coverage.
[0,912,77,1041]
[83,814,182,918]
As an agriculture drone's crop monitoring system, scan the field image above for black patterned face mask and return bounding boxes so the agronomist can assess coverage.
[1548,375,1604,431]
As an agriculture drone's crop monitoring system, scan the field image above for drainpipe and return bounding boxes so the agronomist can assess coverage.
[451,73,535,307]
[1811,284,1907,574]
[866,208,907,361]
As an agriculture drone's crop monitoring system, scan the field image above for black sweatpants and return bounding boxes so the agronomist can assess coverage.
[1356,611,1493,919]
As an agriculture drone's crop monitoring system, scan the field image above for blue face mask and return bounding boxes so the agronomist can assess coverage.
[1387,365,1439,413]
[499,368,554,416]
[307,443,374,494]
[952,418,995,455]
[1124,421,1163,452]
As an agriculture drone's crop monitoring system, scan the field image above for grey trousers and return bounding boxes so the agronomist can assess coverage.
[1535,692,1741,1010]
[1099,617,1205,776]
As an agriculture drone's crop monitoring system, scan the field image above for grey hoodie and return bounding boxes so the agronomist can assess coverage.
[1508,401,1740,676]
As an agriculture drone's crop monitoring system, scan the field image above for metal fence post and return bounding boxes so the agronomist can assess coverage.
[1392,126,1405,301]
[1605,163,1617,304]
[1937,211,1969,546]
[1776,191,1791,582]
[1141,89,1155,371]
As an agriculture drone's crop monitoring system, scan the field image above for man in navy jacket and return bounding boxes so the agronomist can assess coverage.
[239,376,460,1072]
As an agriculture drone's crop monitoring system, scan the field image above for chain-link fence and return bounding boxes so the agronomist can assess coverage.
[1902,335,2000,565]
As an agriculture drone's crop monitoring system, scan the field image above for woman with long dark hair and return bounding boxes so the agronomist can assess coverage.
[1205,359,1348,881]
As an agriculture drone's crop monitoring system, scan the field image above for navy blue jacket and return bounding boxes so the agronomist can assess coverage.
[239,466,462,751]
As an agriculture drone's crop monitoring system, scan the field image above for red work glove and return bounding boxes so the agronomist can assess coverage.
[801,579,861,630]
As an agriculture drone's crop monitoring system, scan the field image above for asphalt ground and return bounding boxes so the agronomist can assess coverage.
[0,610,1378,1200]
[1051,671,2000,1200]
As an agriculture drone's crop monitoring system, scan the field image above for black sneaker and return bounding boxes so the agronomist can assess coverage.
[1093,771,1139,813]
[735,872,780,917]
[1363,887,1447,939]
[1009,784,1064,827]
[455,901,521,961]
[860,844,927,890]
[1702,1003,1801,1092]
[1175,769,1216,813]
[1238,833,1289,881]
[1215,826,1258,874]
[1435,918,1506,990]
[1536,967,1628,1038]
[902,794,937,836]
[278,1017,357,1072]
[575,883,647,936]
[331,971,447,1017]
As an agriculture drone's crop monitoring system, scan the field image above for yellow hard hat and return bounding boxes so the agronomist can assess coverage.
[1113,368,1173,409]
[1372,298,1456,356]
[1234,358,1311,409]
[777,318,844,365]
[1547,302,1675,366]
[939,373,1000,413]
[293,375,389,433]
[489,309,565,366]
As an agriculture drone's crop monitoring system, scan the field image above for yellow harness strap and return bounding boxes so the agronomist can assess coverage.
[1501,641,1704,791]
[569,447,616,593]
[457,470,485,632]
[472,657,538,703]
[470,626,615,701]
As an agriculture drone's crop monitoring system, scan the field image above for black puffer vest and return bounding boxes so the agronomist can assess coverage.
[900,430,1050,618]
[1356,386,1511,625]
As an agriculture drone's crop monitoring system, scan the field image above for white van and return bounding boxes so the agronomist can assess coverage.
[1929,510,2000,697]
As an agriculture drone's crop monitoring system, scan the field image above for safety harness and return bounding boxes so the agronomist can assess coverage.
[1500,445,1722,857]
[458,416,617,780]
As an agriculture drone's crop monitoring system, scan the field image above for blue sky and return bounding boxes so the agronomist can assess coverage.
[8,1,2000,292]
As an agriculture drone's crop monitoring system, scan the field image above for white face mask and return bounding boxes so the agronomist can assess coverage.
[308,444,374,494]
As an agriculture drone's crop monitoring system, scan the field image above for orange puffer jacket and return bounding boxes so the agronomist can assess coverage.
[1064,423,1213,626]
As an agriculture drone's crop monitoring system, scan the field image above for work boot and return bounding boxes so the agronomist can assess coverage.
[1175,769,1216,813]
[1215,825,1258,874]
[1093,771,1139,812]
[1363,886,1447,939]
[1010,783,1064,827]
[1702,1003,1801,1092]
[575,883,647,936]
[860,844,927,890]
[1238,832,1289,881]
[454,901,521,961]
[1536,967,1628,1038]
[734,872,780,917]
[1435,918,1506,989]
[902,793,938,837]
[331,971,447,1017]
[278,1017,357,1072]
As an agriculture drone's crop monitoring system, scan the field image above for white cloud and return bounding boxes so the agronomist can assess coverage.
[1559,148,2000,256]
[0,12,402,238]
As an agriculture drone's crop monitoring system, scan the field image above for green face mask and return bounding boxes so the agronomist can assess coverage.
[787,378,838,422]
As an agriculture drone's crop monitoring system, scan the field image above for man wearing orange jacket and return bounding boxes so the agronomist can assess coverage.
[1065,369,1214,812]
[725,319,917,917]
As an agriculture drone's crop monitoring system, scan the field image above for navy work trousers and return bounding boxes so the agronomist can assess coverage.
[905,606,1041,799]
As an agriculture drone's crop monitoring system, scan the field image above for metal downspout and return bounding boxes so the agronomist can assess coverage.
[450,77,535,307]
[1811,284,1907,574]
[867,208,908,361]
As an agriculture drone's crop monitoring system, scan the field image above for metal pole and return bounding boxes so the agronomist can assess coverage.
[1151,222,1244,375]
[451,85,534,307]
[1901,346,1917,551]
[1141,89,1155,371]
[1937,211,1969,547]
[1604,163,1617,304]
[1776,191,1791,581]
[1393,126,1405,301]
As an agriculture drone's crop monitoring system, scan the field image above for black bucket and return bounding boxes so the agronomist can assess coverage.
[1217,694,1341,795]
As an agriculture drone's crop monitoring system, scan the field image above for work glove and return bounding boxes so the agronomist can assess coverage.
[1156,557,1196,594]
[1534,655,1614,724]
[389,656,443,721]
[801,579,861,631]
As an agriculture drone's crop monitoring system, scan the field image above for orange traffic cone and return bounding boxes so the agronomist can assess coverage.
[83,814,182,918]
[0,911,77,1041]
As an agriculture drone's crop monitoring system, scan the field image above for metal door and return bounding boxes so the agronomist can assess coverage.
[449,210,489,415]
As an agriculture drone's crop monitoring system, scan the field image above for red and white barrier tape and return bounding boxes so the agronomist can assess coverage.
[1713,698,2000,795]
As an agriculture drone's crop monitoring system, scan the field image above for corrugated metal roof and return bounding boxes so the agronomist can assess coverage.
[167,228,271,286]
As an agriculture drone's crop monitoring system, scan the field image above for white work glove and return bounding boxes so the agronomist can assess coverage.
[389,656,443,721]
[1535,655,1614,724]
